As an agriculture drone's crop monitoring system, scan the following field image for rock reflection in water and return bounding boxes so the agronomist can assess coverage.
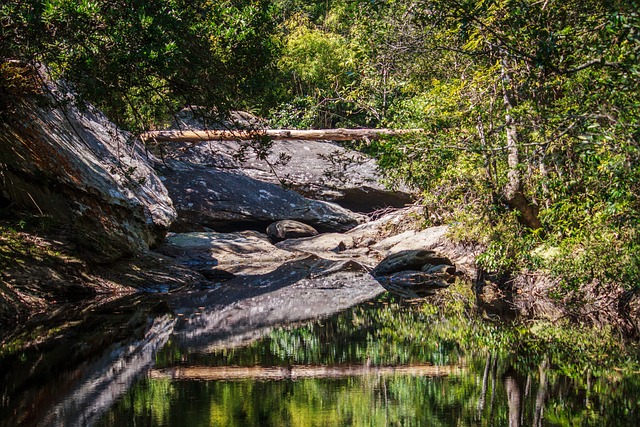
[0,256,384,427]
[168,255,384,351]
[39,315,175,427]
[0,296,174,427]
[3,264,640,426]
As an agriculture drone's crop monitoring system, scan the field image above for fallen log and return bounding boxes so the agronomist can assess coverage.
[141,128,422,143]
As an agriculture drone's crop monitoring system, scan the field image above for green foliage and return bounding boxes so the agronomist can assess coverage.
[268,0,640,295]
[1,0,280,131]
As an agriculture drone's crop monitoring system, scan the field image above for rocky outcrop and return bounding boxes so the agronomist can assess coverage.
[159,108,415,212]
[166,138,414,212]
[157,160,364,233]
[0,87,175,261]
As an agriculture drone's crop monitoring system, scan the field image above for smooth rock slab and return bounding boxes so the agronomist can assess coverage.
[158,160,364,233]
[0,82,175,261]
[157,231,301,275]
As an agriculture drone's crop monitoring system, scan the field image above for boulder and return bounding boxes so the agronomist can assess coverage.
[157,160,364,233]
[266,220,318,242]
[0,85,175,262]
[371,225,479,279]
[370,248,457,299]
[168,139,414,212]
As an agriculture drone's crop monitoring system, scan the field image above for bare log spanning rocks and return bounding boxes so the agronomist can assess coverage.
[142,128,422,143]
[151,109,416,212]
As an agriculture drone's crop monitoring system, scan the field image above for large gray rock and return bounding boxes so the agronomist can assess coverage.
[160,108,414,212]
[168,139,414,212]
[0,86,175,261]
[371,249,457,299]
[158,160,364,233]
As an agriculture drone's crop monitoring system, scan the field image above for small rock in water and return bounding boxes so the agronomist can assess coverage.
[376,270,450,299]
[372,250,457,299]
[266,220,319,242]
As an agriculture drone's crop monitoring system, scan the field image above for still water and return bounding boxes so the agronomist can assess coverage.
[1,293,639,426]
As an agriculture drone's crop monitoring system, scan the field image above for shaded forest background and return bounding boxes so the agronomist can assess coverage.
[1,0,639,298]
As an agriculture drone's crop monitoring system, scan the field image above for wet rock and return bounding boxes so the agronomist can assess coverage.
[422,264,457,275]
[157,160,364,233]
[370,247,458,299]
[376,270,451,298]
[266,220,318,242]
[0,84,175,261]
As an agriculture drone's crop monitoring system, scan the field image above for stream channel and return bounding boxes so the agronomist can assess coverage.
[2,264,640,427]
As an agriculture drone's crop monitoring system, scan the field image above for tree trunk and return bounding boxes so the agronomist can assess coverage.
[501,58,542,230]
[141,128,422,143]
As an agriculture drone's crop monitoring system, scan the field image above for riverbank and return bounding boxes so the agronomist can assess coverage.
[1,85,638,342]
[2,202,639,342]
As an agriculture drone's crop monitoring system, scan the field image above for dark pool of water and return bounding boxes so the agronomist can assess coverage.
[1,293,639,426]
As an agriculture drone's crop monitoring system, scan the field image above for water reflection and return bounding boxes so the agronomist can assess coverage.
[2,290,640,426]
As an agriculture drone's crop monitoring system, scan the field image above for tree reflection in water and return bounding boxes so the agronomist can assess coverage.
[102,299,640,427]
[2,293,640,427]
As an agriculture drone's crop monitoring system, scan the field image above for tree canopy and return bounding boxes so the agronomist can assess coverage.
[1,0,279,130]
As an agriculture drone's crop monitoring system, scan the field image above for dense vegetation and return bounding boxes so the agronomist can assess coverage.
[2,1,639,306]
